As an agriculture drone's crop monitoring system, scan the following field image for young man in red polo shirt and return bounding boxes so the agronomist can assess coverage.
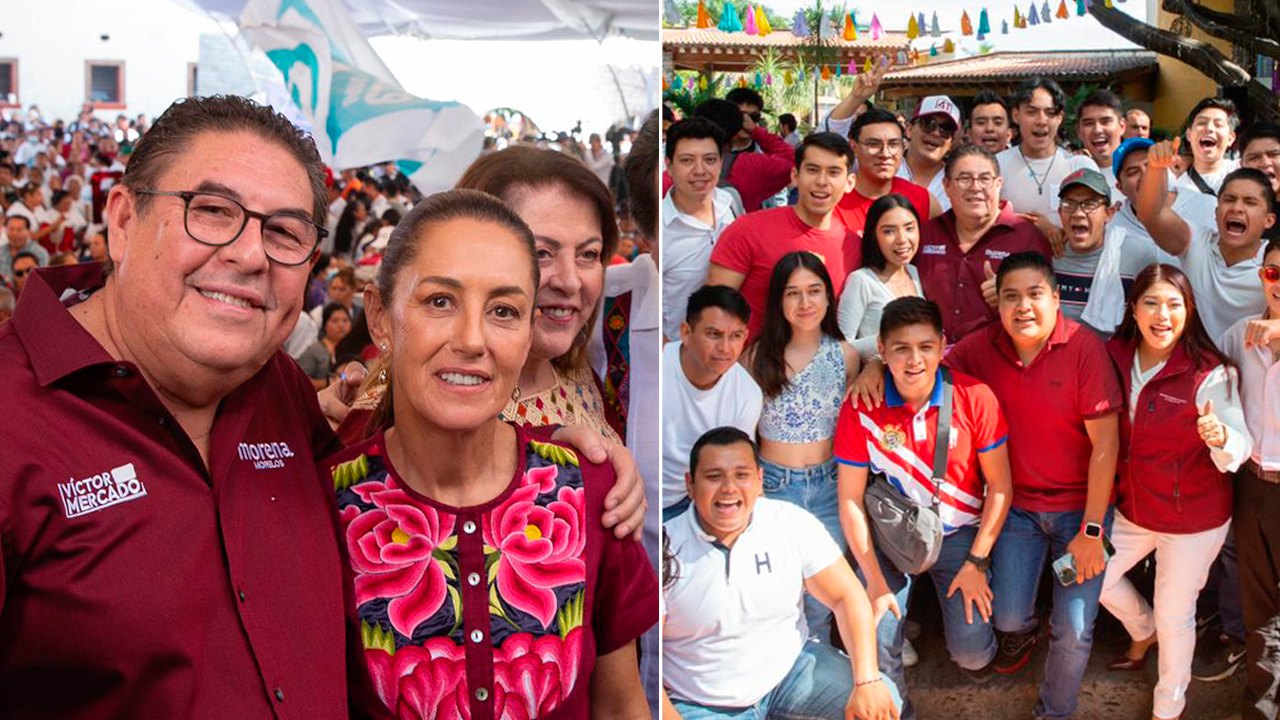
[834,107,940,248]
[913,145,1051,343]
[708,132,858,342]
[835,296,1013,720]
[947,251,1123,720]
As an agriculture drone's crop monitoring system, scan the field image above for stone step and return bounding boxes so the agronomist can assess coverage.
[902,623,1244,720]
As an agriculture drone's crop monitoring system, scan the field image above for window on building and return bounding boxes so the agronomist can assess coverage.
[188,63,199,97]
[0,60,16,107]
[86,61,124,107]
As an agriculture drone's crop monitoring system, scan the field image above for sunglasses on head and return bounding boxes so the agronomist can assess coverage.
[1262,266,1280,283]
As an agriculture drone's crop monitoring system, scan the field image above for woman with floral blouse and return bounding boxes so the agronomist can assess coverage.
[320,189,656,719]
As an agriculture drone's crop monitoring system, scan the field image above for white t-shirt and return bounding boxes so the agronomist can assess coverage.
[661,340,763,507]
[662,188,738,341]
[897,160,949,212]
[1170,160,1239,236]
[662,498,843,707]
[836,265,923,359]
[996,146,1097,226]
[1179,223,1268,344]
[1110,201,1181,269]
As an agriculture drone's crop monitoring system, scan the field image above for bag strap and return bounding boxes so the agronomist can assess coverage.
[930,367,954,506]
[1188,168,1217,198]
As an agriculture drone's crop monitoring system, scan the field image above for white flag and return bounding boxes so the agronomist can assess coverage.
[239,0,484,195]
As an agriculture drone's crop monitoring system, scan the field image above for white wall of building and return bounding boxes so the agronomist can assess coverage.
[0,0,224,123]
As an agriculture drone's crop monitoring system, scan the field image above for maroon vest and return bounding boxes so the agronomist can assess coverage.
[1106,337,1232,534]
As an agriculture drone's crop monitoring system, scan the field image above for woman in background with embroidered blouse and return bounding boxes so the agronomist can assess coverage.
[320,189,655,719]
[838,194,924,360]
[743,250,861,640]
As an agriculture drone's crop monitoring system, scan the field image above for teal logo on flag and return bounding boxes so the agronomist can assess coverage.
[266,44,321,114]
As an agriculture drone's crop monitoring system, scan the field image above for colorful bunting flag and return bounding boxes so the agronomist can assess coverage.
[844,11,857,40]
[961,10,973,35]
[931,11,941,37]
[699,75,708,90]
[791,9,810,36]
[696,0,711,28]
[1014,6,1022,25]
[1028,4,1039,24]
[784,70,793,85]
[870,13,884,40]
[798,66,805,82]
[1076,0,1085,15]
[863,57,873,72]
[1002,18,1009,32]
[929,43,938,56]
[1057,0,1070,18]
[907,13,919,38]
[672,75,682,90]
[743,4,758,34]
[821,64,831,80]
[978,8,991,33]
[943,37,955,52]
[848,57,859,74]
[757,7,772,34]
[718,2,743,31]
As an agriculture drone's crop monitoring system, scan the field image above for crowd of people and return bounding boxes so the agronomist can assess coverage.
[660,70,1280,720]
[0,92,663,720]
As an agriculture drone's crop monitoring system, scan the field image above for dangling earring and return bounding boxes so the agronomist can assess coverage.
[379,344,389,384]
[511,385,522,403]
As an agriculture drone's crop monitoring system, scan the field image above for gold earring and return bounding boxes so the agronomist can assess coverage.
[511,385,521,402]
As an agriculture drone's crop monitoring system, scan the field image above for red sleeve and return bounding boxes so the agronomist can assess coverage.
[1074,331,1124,419]
[962,377,1008,452]
[832,397,871,466]
[944,332,980,377]
[586,461,659,654]
[708,215,755,275]
[731,130,796,211]
[753,124,795,163]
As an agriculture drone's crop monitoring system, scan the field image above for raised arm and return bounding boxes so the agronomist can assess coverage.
[1134,138,1192,257]
[827,59,889,123]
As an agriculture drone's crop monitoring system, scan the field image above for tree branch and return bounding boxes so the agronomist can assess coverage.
[1160,0,1280,61]
[1087,2,1251,85]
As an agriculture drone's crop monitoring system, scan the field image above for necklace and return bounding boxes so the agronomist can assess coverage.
[1018,145,1057,196]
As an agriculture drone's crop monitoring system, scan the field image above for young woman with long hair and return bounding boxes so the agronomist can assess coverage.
[1099,264,1253,720]
[744,250,860,638]
[837,194,924,358]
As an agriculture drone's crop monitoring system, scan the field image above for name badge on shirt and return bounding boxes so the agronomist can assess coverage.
[921,244,948,256]
[985,250,1011,261]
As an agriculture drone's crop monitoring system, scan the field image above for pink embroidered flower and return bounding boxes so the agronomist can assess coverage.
[492,628,584,715]
[485,479,586,628]
[343,478,457,637]
[365,640,469,718]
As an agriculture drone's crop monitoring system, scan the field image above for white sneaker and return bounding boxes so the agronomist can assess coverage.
[902,638,919,667]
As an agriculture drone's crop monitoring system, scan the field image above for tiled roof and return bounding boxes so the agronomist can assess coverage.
[885,50,1159,82]
[663,26,910,51]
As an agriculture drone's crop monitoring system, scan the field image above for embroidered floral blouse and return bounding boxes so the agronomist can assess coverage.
[322,424,657,719]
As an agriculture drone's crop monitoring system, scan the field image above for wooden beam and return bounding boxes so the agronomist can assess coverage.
[1159,0,1280,61]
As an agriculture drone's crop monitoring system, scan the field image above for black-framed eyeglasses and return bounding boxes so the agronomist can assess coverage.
[133,189,326,266]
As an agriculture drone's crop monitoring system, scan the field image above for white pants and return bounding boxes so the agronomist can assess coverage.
[1100,511,1230,719]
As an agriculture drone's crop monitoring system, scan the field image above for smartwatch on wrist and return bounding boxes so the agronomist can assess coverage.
[1082,522,1104,539]
[965,553,991,572]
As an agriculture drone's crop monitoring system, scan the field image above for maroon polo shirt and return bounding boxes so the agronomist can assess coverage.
[946,312,1123,512]
[913,201,1051,342]
[0,264,353,719]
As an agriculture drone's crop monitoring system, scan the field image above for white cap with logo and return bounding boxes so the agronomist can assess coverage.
[913,96,962,128]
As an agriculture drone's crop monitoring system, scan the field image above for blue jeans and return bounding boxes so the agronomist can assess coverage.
[761,457,843,641]
[671,641,902,720]
[1217,527,1245,641]
[663,495,692,524]
[991,506,1114,720]
[861,526,996,720]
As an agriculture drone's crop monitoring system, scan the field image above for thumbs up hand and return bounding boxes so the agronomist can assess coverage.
[1197,399,1227,449]
[981,260,999,308]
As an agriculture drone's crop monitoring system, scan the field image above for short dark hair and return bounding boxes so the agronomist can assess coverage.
[12,250,39,266]
[22,184,41,197]
[626,110,660,241]
[662,104,676,123]
[795,132,855,171]
[686,284,751,326]
[725,87,764,110]
[1011,77,1066,115]
[944,143,1000,178]
[1221,167,1277,216]
[778,113,798,133]
[880,296,943,340]
[969,90,1009,123]
[665,117,727,160]
[861,194,921,272]
[1265,235,1280,261]
[1077,89,1124,121]
[996,251,1057,291]
[1241,121,1280,160]
[1185,97,1240,133]
[5,214,30,230]
[689,426,759,477]
[850,107,904,143]
[693,99,744,143]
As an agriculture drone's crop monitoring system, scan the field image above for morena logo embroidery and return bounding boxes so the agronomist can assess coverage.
[237,441,296,470]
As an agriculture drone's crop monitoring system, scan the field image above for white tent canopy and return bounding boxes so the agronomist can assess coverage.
[178,0,657,41]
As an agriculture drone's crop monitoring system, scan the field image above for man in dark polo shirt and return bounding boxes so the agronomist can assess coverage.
[0,96,644,719]
[914,145,1051,343]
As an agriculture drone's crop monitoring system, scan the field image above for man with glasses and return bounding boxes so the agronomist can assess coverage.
[834,108,940,247]
[10,251,37,296]
[1050,168,1159,337]
[0,95,645,718]
[913,145,1051,343]
[996,77,1096,240]
[725,87,767,156]
[0,214,49,283]
[900,96,963,213]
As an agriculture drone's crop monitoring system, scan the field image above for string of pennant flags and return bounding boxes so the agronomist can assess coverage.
[665,0,1125,92]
